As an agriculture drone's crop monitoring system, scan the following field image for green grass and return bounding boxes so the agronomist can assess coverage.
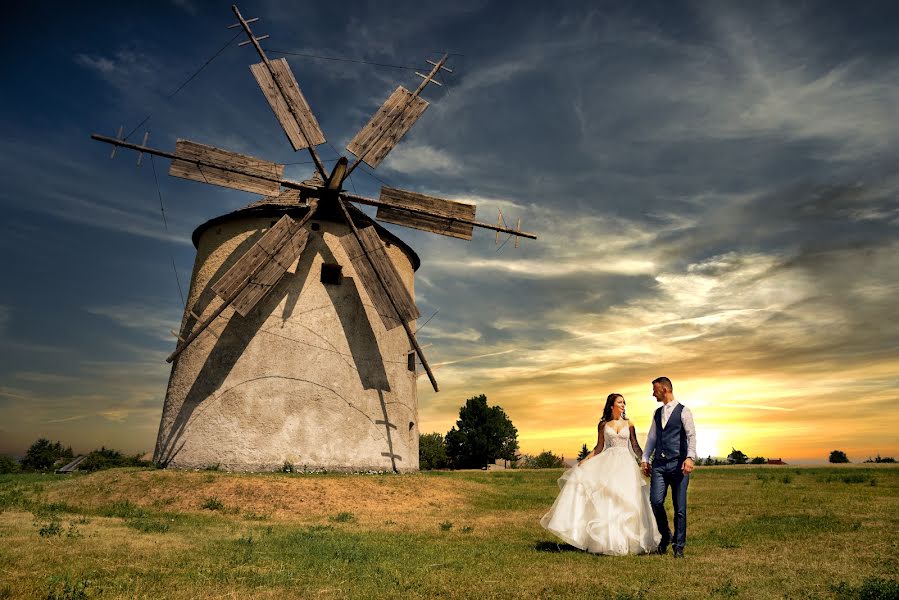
[0,466,896,598]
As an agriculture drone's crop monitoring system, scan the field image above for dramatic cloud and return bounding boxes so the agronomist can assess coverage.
[2,2,897,461]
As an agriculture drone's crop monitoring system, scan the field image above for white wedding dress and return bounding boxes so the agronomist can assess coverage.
[540,422,661,555]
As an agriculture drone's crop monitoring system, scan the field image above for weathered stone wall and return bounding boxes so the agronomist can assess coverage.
[154,210,420,472]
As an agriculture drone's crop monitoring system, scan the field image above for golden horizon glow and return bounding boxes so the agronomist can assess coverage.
[418,363,899,463]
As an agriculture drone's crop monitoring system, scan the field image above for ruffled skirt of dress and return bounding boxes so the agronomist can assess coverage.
[539,447,661,555]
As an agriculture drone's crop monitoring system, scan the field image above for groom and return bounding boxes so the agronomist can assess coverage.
[640,376,697,558]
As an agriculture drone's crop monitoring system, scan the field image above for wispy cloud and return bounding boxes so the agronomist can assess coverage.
[85,303,180,342]
[382,143,463,176]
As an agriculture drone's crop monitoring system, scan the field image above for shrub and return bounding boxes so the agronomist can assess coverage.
[727,448,748,465]
[281,461,295,473]
[863,454,896,463]
[329,512,356,523]
[38,519,63,538]
[439,521,453,531]
[750,456,767,464]
[79,447,150,472]
[831,577,899,599]
[45,575,95,600]
[99,500,147,519]
[840,474,868,484]
[201,497,224,511]
[126,517,170,533]
[419,432,448,470]
[521,451,564,469]
[0,455,20,474]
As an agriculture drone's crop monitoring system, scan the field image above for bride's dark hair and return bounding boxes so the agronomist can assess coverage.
[600,393,625,423]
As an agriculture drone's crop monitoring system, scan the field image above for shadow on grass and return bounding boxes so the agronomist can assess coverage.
[534,540,583,553]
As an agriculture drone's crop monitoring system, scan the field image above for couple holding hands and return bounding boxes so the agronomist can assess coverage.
[540,377,697,557]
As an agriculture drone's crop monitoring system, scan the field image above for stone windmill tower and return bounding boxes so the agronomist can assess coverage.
[91,5,535,472]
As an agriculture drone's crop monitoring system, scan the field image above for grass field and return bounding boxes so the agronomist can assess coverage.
[0,465,897,599]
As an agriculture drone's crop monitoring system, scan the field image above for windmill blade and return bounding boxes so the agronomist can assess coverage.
[169,139,284,195]
[211,213,310,316]
[167,204,318,363]
[336,197,438,392]
[340,225,420,330]
[375,187,476,240]
[251,58,326,152]
[346,86,429,169]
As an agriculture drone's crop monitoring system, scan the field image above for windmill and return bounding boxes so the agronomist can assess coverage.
[91,5,536,472]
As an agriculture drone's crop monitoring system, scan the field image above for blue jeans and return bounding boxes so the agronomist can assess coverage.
[650,460,689,549]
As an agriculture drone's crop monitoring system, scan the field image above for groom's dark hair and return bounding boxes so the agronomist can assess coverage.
[652,376,673,391]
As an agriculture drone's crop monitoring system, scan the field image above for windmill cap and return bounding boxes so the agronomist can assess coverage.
[191,189,421,271]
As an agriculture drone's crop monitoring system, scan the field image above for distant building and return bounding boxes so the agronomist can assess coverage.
[767,458,787,465]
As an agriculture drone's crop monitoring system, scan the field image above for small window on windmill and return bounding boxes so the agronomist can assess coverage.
[311,222,320,231]
[407,352,416,372]
[320,263,342,285]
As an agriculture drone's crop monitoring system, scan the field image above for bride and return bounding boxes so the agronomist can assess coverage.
[540,393,660,555]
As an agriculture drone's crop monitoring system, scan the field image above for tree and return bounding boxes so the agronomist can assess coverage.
[829,450,849,464]
[0,455,20,474]
[577,443,590,461]
[419,433,448,470]
[863,454,896,464]
[750,456,767,464]
[21,438,73,472]
[522,451,564,469]
[444,394,519,469]
[727,448,748,465]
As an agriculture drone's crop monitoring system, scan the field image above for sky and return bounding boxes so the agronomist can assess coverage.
[1,1,897,464]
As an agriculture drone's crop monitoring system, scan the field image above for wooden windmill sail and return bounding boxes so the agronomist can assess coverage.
[91,4,536,394]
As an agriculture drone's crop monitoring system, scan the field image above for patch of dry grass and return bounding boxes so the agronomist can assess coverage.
[0,465,896,599]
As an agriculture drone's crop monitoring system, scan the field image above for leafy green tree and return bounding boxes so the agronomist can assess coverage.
[419,433,448,470]
[750,456,767,464]
[444,394,518,469]
[726,448,748,465]
[577,443,590,461]
[21,438,73,472]
[0,455,20,474]
[829,450,849,464]
[522,451,564,469]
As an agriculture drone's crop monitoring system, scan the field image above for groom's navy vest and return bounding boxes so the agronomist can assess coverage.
[653,404,688,463]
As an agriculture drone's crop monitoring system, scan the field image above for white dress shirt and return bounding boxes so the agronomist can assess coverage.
[641,399,697,464]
